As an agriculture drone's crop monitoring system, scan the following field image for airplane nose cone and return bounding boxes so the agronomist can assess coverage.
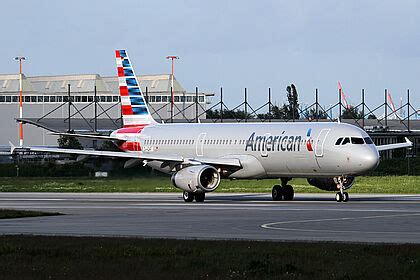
[362,149,380,171]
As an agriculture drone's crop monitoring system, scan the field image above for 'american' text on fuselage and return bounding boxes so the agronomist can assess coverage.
[245,132,303,152]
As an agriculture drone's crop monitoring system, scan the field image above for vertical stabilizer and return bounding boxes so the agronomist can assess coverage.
[115,50,156,127]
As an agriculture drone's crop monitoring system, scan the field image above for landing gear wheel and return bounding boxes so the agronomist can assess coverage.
[272,185,283,201]
[183,191,194,202]
[283,185,295,201]
[194,192,205,203]
[335,192,343,202]
[342,192,349,202]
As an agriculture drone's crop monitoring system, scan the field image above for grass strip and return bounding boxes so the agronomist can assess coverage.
[0,235,419,279]
[0,176,419,194]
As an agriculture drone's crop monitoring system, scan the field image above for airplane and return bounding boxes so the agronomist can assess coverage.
[10,50,413,203]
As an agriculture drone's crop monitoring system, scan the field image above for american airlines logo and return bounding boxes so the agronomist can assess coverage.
[245,131,304,152]
[245,129,314,153]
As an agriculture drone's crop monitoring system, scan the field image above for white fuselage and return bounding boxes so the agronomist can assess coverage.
[112,122,380,178]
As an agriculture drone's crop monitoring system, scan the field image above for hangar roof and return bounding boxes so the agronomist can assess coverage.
[0,73,188,95]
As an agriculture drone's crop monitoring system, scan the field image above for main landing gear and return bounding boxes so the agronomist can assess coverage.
[335,177,349,202]
[183,191,205,203]
[272,178,294,201]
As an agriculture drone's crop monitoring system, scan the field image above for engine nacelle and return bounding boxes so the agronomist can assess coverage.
[171,165,221,193]
[307,176,355,191]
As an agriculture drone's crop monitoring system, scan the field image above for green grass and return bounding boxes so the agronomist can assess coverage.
[0,176,419,194]
[0,235,419,280]
[0,209,60,219]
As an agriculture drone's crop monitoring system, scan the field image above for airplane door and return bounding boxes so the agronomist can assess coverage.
[196,133,206,156]
[314,129,330,157]
[144,136,152,152]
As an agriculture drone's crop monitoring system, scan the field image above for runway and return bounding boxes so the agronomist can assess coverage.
[1,192,420,243]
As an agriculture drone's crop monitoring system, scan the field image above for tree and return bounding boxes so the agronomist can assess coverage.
[206,109,253,120]
[57,131,83,149]
[285,84,299,120]
[257,104,288,120]
[206,109,220,119]
[367,114,377,119]
[306,107,328,120]
[342,106,364,119]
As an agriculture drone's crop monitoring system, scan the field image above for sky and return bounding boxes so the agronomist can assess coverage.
[1,0,419,112]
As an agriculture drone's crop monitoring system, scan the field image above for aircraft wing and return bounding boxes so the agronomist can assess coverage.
[376,137,412,151]
[10,142,242,167]
[49,132,122,141]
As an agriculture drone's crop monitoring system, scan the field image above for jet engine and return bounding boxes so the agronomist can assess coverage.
[171,165,221,193]
[307,176,355,191]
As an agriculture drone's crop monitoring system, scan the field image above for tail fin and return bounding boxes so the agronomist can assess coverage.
[115,50,156,127]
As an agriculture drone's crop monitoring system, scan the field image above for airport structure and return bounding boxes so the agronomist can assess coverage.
[0,73,211,146]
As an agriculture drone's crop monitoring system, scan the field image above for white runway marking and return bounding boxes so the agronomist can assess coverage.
[2,203,420,214]
[261,212,420,235]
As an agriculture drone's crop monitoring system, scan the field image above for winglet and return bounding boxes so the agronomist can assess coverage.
[9,141,16,154]
[405,137,413,146]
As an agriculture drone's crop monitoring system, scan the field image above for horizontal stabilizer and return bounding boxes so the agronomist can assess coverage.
[49,132,122,141]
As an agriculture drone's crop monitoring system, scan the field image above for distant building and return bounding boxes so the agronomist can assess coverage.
[0,74,212,146]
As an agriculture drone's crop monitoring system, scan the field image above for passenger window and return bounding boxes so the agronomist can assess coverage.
[342,138,350,145]
[335,138,343,145]
[351,137,364,144]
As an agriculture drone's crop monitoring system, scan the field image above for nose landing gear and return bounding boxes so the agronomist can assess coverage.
[335,177,349,202]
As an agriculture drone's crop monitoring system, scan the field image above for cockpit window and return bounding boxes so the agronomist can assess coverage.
[335,138,343,145]
[351,137,365,144]
[341,137,350,145]
[364,137,373,144]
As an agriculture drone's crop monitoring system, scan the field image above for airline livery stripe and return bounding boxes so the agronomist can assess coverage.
[130,96,145,105]
[128,88,141,95]
[121,105,133,115]
[118,77,126,85]
[132,106,148,115]
[126,78,138,86]
[117,67,124,77]
[122,59,130,67]
[120,96,131,106]
[124,69,134,76]
[119,86,128,96]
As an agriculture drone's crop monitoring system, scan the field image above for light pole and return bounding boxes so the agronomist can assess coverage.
[14,56,26,146]
[166,55,179,122]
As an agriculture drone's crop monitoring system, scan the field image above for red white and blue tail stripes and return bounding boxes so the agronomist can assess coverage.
[115,50,156,127]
